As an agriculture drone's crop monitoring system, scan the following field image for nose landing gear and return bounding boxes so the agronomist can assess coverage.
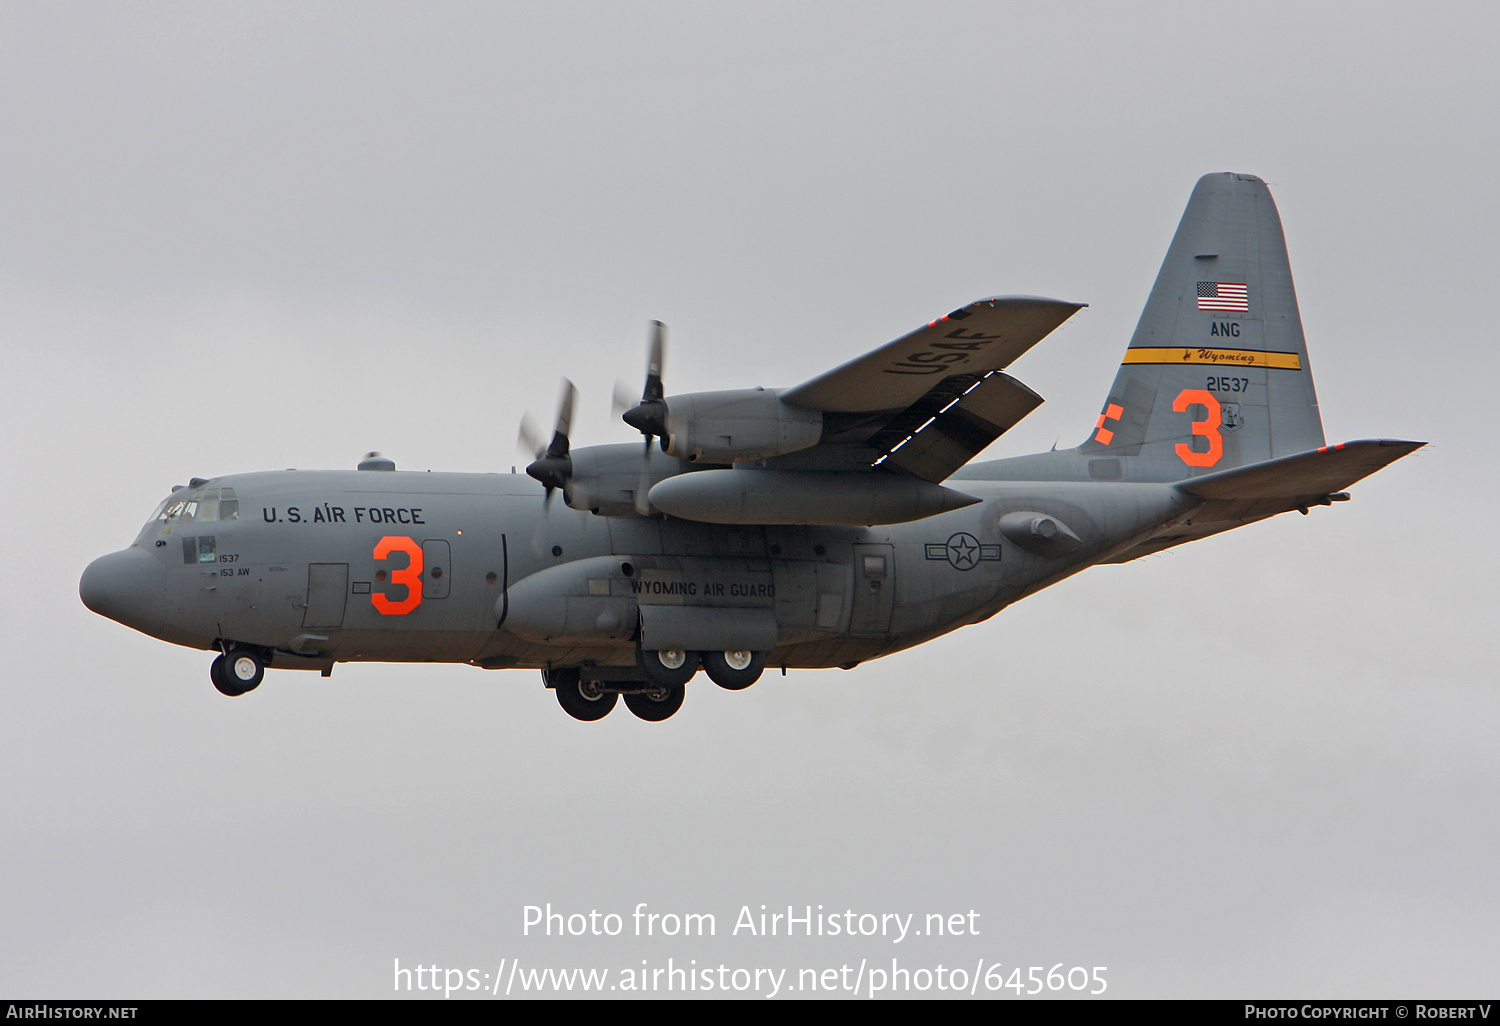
[210,647,264,697]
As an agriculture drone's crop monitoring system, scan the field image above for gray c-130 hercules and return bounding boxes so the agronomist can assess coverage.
[81,173,1423,722]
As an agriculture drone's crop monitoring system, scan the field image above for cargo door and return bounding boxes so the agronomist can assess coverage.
[303,563,349,628]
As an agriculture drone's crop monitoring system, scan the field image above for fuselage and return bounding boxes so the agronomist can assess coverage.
[79,460,1191,677]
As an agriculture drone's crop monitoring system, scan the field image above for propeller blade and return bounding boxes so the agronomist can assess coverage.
[612,378,636,417]
[526,378,577,499]
[546,378,576,458]
[643,320,665,403]
[616,323,668,514]
[518,413,546,460]
[622,321,669,439]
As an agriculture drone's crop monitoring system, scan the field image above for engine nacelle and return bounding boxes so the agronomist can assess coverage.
[563,443,687,516]
[662,388,822,464]
[501,556,638,644]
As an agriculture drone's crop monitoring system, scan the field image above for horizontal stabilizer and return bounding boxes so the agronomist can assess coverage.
[1176,439,1425,501]
[1099,438,1425,564]
[782,295,1082,414]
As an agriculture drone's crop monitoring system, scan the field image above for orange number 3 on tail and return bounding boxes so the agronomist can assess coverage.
[1173,388,1223,468]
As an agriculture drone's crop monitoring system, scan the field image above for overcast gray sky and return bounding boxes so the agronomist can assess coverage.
[3,1,1497,999]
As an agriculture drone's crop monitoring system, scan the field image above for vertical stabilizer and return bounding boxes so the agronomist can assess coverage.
[1080,173,1324,479]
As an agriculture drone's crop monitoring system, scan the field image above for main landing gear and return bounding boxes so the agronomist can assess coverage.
[210,647,264,697]
[702,649,765,690]
[547,668,618,721]
[623,685,686,721]
[546,646,769,722]
[636,647,699,687]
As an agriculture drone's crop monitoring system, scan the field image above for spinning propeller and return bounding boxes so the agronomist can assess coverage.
[518,323,670,516]
[519,378,577,506]
[618,320,668,514]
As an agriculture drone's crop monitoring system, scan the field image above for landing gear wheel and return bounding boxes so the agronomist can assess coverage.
[549,669,617,722]
[211,649,263,696]
[624,685,686,722]
[636,646,700,687]
[210,655,238,696]
[703,650,765,690]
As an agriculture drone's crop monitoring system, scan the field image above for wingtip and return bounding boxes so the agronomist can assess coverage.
[1335,438,1427,451]
[968,294,1087,310]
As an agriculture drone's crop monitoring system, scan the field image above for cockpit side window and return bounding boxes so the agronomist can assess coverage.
[182,536,217,564]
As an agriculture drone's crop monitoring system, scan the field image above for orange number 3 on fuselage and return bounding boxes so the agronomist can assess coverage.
[372,535,424,615]
[1172,388,1223,468]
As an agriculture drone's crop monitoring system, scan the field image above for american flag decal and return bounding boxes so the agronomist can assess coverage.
[1197,281,1249,312]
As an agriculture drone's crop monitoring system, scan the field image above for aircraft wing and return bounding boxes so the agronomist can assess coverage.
[757,295,1081,481]
[781,295,1084,414]
[1100,439,1426,563]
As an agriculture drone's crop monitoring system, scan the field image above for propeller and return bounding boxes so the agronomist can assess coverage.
[620,320,668,514]
[621,320,668,441]
[520,378,577,506]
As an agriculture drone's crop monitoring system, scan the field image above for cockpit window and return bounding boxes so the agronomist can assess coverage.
[141,486,240,543]
[196,488,239,522]
[161,499,198,522]
[151,488,239,525]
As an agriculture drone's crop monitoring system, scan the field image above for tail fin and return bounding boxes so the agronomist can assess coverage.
[1081,173,1325,479]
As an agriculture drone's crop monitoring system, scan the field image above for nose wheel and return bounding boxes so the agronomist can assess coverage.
[210,648,264,697]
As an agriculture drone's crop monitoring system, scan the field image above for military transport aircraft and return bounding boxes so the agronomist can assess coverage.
[80,173,1423,722]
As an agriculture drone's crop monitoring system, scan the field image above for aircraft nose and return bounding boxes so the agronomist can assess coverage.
[80,547,166,631]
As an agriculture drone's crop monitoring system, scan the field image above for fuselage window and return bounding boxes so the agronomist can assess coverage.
[182,536,217,565]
